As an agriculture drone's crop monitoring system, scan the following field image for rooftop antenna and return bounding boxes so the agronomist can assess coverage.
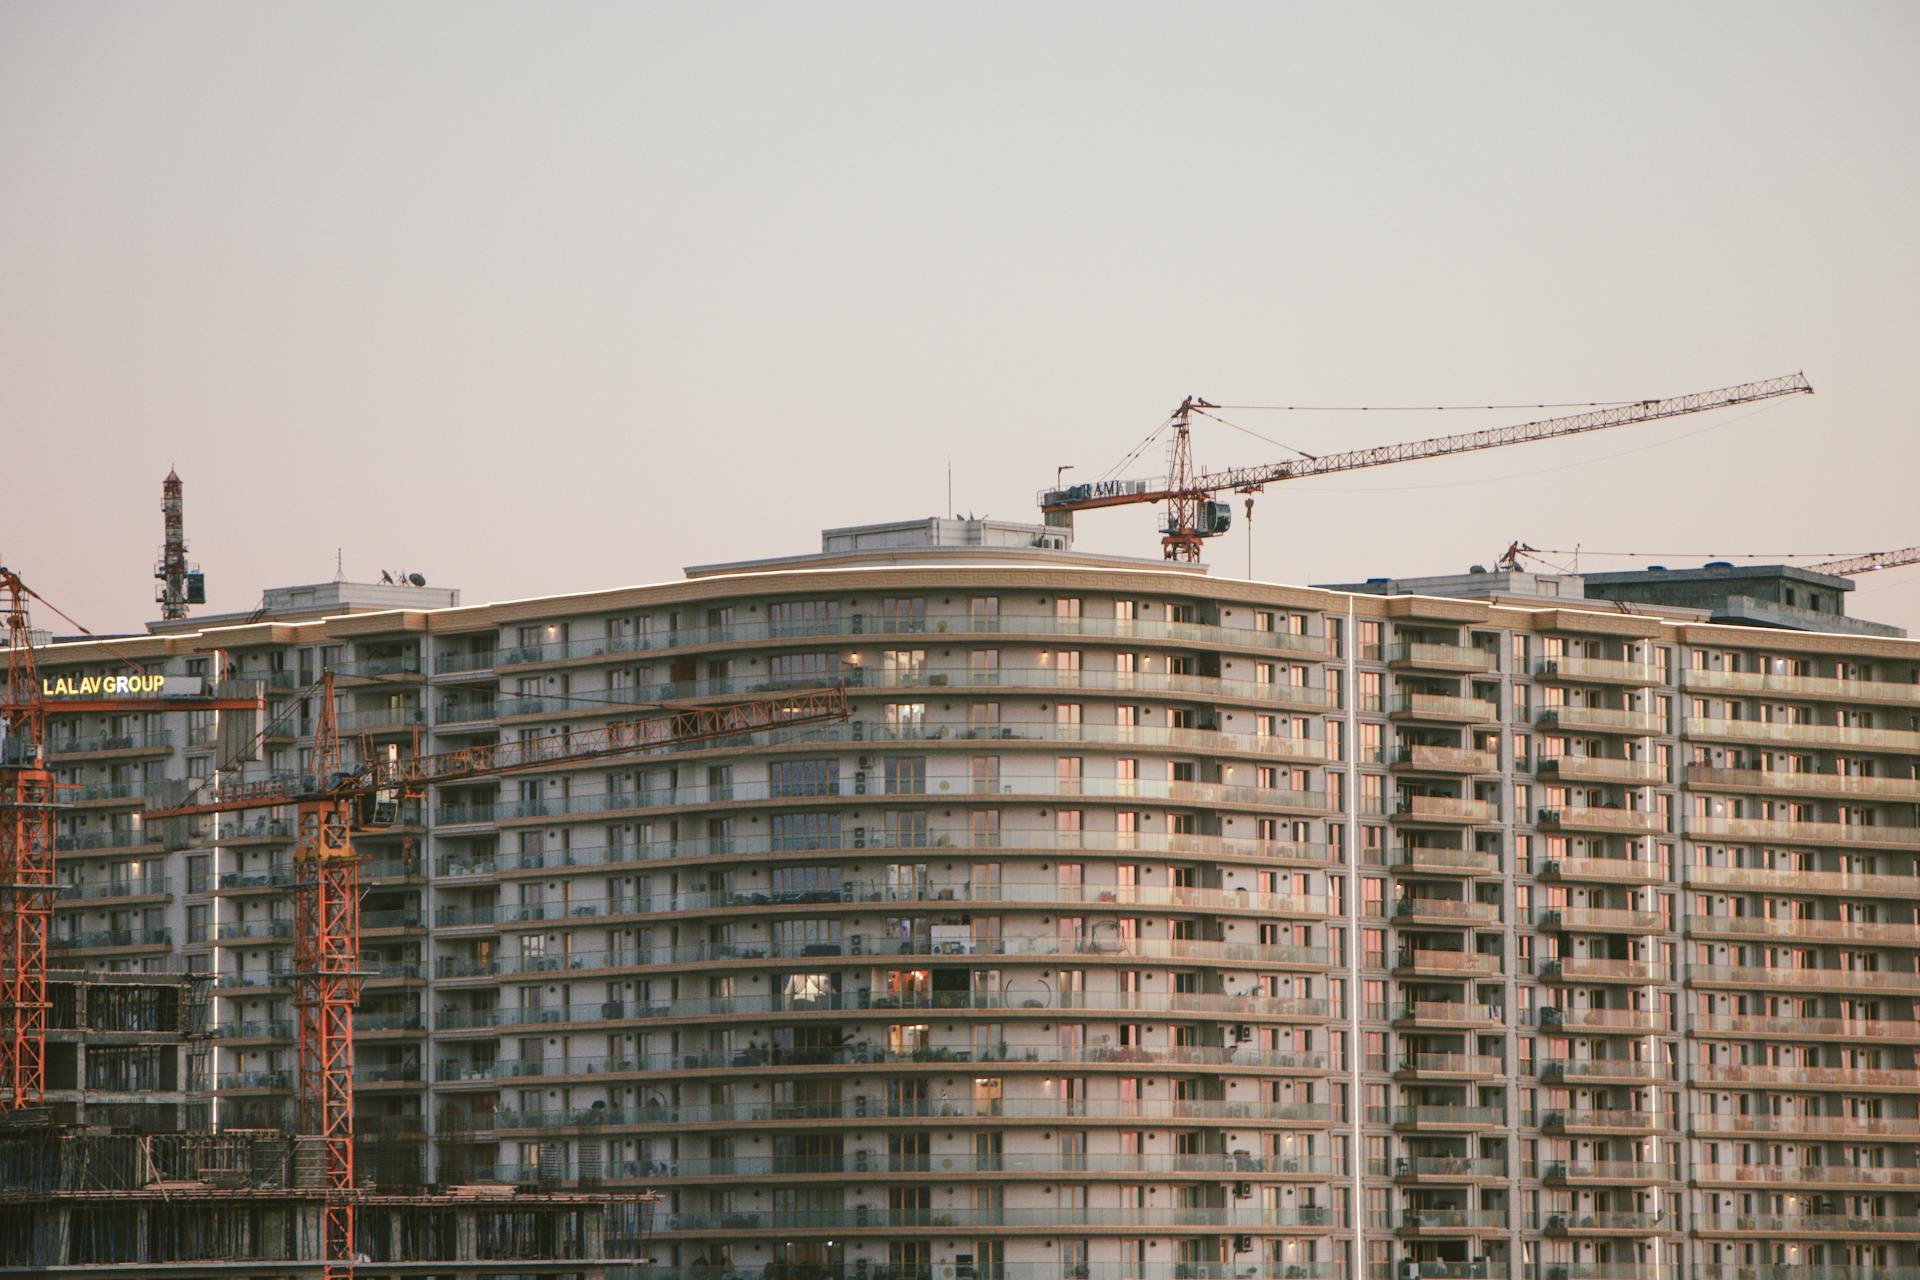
[154,469,202,620]
[334,548,346,584]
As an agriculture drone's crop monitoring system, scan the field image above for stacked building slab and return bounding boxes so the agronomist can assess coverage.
[30,518,1920,1280]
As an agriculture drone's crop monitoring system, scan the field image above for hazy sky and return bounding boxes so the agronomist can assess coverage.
[4,3,1918,635]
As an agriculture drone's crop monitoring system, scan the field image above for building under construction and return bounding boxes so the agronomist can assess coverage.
[0,969,644,1278]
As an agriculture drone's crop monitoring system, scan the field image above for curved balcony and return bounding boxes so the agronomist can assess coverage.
[435,936,1332,982]
[436,1043,1333,1084]
[469,830,1336,879]
[465,1097,1338,1132]
[434,882,1331,929]
[639,1204,1343,1235]
[434,988,1333,1033]
[489,612,1329,669]
[471,1151,1345,1183]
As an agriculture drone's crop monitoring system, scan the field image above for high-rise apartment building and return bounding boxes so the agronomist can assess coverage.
[31,517,1920,1280]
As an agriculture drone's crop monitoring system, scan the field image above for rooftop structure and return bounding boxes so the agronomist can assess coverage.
[21,516,1920,1280]
[1322,560,1905,638]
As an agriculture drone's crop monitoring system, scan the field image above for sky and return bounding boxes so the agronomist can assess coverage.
[3,2,1918,635]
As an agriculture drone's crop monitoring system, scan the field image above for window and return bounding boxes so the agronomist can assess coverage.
[881,597,926,630]
[884,757,927,795]
[769,600,840,637]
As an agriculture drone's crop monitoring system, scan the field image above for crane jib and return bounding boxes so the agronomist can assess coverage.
[1041,373,1813,513]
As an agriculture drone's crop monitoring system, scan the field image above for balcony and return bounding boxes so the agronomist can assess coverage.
[1392,847,1500,877]
[53,927,171,950]
[1539,1057,1665,1085]
[1542,1159,1672,1184]
[1688,814,1920,848]
[1538,907,1663,933]
[1692,1062,1920,1091]
[1544,1211,1669,1235]
[1394,1052,1503,1080]
[1536,1006,1666,1034]
[1694,1212,1920,1238]
[1691,1011,1920,1042]
[1390,693,1499,724]
[47,730,173,758]
[1687,913,1920,946]
[1687,766,1920,802]
[1397,1208,1507,1232]
[1536,706,1665,735]
[1537,805,1665,835]
[1393,897,1500,926]
[1393,1001,1502,1029]
[1536,656,1659,685]
[1687,716,1920,755]
[1391,1156,1506,1182]
[1536,956,1666,984]
[1392,745,1499,774]
[1693,1161,1920,1188]
[1537,856,1665,885]
[1689,963,1920,993]
[1389,642,1496,673]
[1691,1113,1920,1140]
[1539,1108,1664,1135]
[56,876,169,902]
[1394,950,1502,978]
[1686,862,1920,899]
[1538,755,1665,785]
[1391,1105,1503,1131]
[1394,795,1499,825]
[1682,666,1920,706]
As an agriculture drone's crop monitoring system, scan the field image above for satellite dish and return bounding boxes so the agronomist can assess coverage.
[408,573,427,587]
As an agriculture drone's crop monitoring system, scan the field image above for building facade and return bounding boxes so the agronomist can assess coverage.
[32,520,1920,1280]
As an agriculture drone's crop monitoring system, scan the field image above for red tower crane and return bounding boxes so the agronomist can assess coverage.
[1039,374,1815,561]
[0,568,56,1110]
[145,679,852,1280]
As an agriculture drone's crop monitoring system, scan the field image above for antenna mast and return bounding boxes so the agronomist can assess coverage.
[156,470,197,621]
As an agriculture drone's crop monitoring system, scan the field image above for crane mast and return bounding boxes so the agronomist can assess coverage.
[0,569,55,1111]
[1041,373,1815,560]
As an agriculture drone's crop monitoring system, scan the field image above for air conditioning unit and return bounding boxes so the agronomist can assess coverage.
[853,828,867,848]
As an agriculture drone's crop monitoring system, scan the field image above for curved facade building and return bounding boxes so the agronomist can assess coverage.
[35,517,1920,1280]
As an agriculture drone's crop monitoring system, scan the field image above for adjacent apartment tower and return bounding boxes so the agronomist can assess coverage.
[33,516,1920,1280]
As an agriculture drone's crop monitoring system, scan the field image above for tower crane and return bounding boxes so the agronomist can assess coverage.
[0,569,57,1114]
[143,676,851,1280]
[1805,546,1920,577]
[1039,374,1815,561]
